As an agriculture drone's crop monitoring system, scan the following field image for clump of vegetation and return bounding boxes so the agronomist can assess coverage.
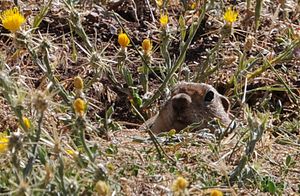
[0,0,299,195]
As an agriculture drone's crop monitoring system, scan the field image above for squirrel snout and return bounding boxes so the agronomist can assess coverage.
[171,93,192,112]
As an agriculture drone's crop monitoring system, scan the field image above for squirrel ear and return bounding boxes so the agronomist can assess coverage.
[220,95,230,113]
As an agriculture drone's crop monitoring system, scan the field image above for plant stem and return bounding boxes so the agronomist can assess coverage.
[23,111,44,178]
[131,104,176,164]
[195,36,224,82]
[142,4,207,108]
[77,118,94,162]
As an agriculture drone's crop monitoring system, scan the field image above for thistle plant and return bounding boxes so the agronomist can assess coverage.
[116,31,135,88]
[159,13,172,71]
[23,90,48,178]
[0,7,26,57]
[0,0,298,194]
[222,7,238,37]
[143,4,207,108]
[72,85,93,161]
[196,6,238,82]
[117,32,130,70]
[139,38,153,92]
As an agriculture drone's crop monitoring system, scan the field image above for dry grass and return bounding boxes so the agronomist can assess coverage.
[0,0,299,195]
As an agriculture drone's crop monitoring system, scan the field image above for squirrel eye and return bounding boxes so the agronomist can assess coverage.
[204,90,214,102]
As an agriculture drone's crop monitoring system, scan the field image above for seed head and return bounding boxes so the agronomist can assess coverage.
[33,91,48,113]
[8,131,23,152]
[223,55,238,65]
[95,180,110,196]
[244,35,255,52]
[44,164,53,185]
[17,180,29,195]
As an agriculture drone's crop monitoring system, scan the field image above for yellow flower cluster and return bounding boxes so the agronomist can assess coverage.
[0,7,25,33]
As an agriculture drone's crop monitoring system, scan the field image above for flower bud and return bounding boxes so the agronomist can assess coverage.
[95,180,110,196]
[74,76,84,90]
[22,117,31,130]
[142,38,152,54]
[118,33,130,48]
[172,176,188,192]
[244,35,255,52]
[73,98,86,117]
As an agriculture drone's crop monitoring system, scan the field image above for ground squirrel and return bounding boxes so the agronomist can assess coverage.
[143,82,232,134]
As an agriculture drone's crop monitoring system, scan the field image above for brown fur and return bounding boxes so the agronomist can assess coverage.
[142,82,232,134]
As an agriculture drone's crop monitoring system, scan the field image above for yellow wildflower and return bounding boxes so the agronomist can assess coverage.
[223,7,238,24]
[66,149,78,158]
[74,76,84,90]
[160,14,168,27]
[142,38,152,54]
[172,176,188,192]
[190,2,197,10]
[210,189,223,196]
[0,133,9,154]
[168,129,176,136]
[0,7,25,33]
[95,180,110,196]
[118,32,130,48]
[73,98,86,116]
[156,0,163,7]
[22,117,31,130]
